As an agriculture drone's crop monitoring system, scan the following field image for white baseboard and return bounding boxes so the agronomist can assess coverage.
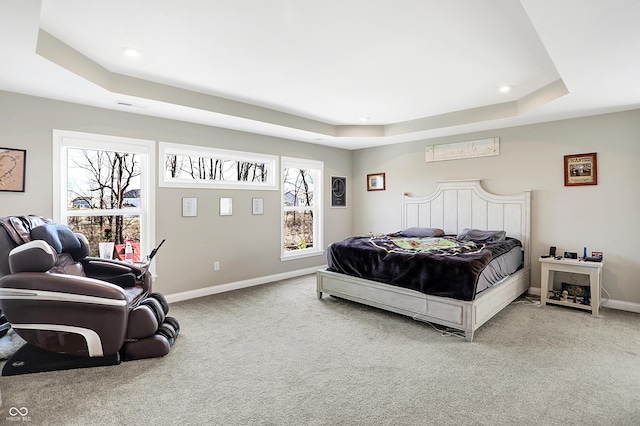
[527,287,640,314]
[166,277,640,314]
[164,265,326,304]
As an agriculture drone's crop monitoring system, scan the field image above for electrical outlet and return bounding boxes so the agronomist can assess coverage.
[214,261,220,271]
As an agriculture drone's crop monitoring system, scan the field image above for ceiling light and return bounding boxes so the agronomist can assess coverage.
[122,47,141,58]
[360,116,370,122]
[499,85,512,93]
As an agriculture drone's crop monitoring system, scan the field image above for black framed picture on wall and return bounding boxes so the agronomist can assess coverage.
[331,176,347,208]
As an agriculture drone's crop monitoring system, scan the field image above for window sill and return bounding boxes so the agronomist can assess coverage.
[281,249,325,261]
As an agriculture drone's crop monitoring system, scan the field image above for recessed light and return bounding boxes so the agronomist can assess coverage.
[499,85,512,93]
[122,47,141,57]
[360,116,370,122]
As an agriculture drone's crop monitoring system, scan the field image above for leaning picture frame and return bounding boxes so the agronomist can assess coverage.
[564,152,597,186]
[0,147,26,192]
[367,173,385,191]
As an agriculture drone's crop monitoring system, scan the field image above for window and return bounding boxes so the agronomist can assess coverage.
[281,157,323,260]
[159,142,278,190]
[53,130,155,260]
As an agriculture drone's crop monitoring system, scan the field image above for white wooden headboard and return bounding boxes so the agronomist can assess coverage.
[402,180,531,268]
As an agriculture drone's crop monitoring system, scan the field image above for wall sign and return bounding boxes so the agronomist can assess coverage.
[425,138,499,162]
[564,152,597,186]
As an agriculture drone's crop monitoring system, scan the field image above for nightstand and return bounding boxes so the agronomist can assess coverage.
[539,257,604,316]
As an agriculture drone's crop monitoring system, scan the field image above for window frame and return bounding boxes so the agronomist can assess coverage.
[280,156,324,261]
[158,142,279,190]
[52,129,156,260]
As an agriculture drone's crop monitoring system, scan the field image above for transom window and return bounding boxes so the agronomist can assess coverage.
[159,142,278,190]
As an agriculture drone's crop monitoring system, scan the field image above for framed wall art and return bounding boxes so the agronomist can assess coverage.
[0,148,26,192]
[425,137,499,162]
[367,173,385,191]
[252,198,264,215]
[219,197,233,216]
[182,197,198,217]
[564,152,597,186]
[330,176,347,207]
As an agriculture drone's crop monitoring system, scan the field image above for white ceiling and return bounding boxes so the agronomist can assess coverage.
[1,0,639,150]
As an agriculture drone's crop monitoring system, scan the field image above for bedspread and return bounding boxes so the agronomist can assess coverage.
[326,234,522,301]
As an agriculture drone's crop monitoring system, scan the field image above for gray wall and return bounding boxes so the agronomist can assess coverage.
[351,110,640,304]
[0,91,352,295]
[2,88,638,306]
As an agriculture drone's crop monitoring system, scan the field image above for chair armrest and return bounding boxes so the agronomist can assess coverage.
[0,272,129,356]
[0,272,128,303]
[81,258,151,290]
[82,258,144,275]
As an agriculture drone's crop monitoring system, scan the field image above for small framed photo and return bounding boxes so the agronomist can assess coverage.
[564,152,597,186]
[0,147,26,192]
[219,197,233,216]
[367,173,385,191]
[252,198,264,215]
[182,197,198,217]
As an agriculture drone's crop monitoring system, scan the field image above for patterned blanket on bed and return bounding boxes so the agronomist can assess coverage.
[326,235,521,301]
[374,236,487,255]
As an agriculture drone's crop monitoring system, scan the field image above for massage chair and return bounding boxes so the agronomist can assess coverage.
[0,215,179,376]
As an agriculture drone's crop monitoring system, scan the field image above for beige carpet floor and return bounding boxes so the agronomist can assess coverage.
[1,274,639,425]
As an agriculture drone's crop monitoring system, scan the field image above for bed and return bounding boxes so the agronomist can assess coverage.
[316,179,531,341]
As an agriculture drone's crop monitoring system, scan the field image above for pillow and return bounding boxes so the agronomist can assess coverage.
[399,227,445,238]
[456,228,506,243]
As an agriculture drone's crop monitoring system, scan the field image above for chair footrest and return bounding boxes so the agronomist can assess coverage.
[2,343,121,376]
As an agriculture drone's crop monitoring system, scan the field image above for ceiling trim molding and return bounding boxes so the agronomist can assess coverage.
[35,28,568,141]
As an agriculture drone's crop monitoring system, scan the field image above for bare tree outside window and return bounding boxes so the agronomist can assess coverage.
[164,153,268,183]
[66,148,141,256]
[159,143,278,190]
[283,167,314,251]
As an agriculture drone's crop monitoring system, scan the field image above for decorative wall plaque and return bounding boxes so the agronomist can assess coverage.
[425,138,499,162]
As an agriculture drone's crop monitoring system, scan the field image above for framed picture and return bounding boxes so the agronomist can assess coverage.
[219,197,233,216]
[0,148,26,192]
[182,197,198,217]
[330,176,347,208]
[564,152,597,186]
[367,173,386,191]
[252,198,264,215]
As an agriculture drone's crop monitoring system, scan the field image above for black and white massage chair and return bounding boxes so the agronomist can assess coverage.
[0,215,179,376]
